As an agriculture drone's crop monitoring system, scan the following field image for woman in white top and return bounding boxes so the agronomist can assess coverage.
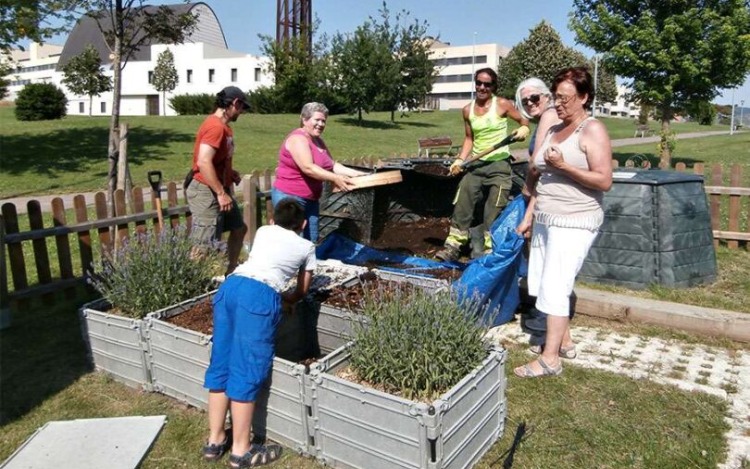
[514,67,613,378]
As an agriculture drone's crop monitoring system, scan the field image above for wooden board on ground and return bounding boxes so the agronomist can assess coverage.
[334,170,403,192]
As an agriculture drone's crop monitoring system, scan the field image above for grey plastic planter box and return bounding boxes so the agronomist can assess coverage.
[146,292,317,455]
[79,299,152,391]
[309,344,507,469]
[315,271,448,353]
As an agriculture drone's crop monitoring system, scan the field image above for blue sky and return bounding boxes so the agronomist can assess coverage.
[203,0,747,107]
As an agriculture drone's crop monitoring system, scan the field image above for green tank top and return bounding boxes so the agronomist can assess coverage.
[469,96,509,162]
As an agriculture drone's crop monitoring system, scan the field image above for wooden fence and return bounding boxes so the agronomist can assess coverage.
[1,161,748,308]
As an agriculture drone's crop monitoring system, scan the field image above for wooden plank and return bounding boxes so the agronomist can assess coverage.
[114,189,128,248]
[693,163,704,176]
[727,164,742,249]
[95,192,112,256]
[74,195,93,278]
[704,186,750,196]
[264,169,274,225]
[710,164,722,249]
[333,170,403,192]
[28,200,55,304]
[52,198,76,299]
[133,187,146,235]
[713,230,750,242]
[167,182,180,230]
[0,215,9,311]
[2,204,28,297]
[675,162,686,171]
[573,287,750,343]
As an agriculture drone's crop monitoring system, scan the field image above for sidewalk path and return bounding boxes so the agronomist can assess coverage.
[486,321,750,469]
[0,130,736,215]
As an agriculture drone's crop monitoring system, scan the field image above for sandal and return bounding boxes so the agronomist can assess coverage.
[229,443,282,468]
[514,357,563,378]
[202,430,232,462]
[528,344,577,359]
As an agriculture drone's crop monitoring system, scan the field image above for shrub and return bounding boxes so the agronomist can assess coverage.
[169,93,215,115]
[88,228,224,319]
[15,83,67,121]
[246,86,281,114]
[349,285,490,401]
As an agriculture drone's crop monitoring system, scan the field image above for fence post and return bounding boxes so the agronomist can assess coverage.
[28,200,54,305]
[710,164,723,249]
[728,164,742,249]
[243,175,257,247]
[0,214,10,329]
[52,197,76,300]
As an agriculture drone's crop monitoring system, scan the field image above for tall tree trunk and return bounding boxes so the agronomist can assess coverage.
[88,95,92,116]
[658,105,674,169]
[107,41,123,217]
[390,109,395,122]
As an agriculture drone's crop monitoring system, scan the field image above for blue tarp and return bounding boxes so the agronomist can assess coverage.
[453,196,527,326]
[316,197,527,326]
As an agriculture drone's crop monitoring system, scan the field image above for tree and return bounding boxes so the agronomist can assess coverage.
[331,24,382,120]
[61,44,112,115]
[497,22,587,98]
[570,0,750,167]
[686,100,717,125]
[83,0,197,211]
[14,82,67,120]
[0,0,79,52]
[152,48,178,115]
[0,62,10,99]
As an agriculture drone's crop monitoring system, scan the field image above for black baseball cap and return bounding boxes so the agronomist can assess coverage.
[220,86,250,111]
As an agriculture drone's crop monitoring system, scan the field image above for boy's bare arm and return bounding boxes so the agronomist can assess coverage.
[282,269,314,305]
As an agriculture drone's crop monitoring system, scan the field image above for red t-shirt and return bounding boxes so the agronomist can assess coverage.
[192,115,235,188]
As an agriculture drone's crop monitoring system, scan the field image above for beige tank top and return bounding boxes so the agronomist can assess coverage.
[533,117,604,230]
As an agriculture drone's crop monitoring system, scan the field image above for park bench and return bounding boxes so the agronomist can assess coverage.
[634,124,655,138]
[417,136,459,158]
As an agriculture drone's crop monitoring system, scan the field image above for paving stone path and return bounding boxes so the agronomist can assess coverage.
[486,321,750,469]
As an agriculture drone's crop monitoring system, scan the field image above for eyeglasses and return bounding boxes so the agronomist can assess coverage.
[521,94,542,106]
[554,94,576,105]
[475,80,494,88]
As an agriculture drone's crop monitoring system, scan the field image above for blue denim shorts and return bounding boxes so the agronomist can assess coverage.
[204,275,281,401]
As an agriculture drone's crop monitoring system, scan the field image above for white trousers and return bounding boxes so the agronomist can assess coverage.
[527,223,597,317]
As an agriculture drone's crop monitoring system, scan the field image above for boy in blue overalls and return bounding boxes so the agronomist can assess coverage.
[202,198,316,468]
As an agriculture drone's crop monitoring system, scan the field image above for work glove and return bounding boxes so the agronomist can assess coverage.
[449,159,464,176]
[511,125,530,141]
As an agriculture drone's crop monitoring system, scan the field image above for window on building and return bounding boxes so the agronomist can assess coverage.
[79,102,84,114]
[101,102,106,113]
[231,68,237,82]
[187,69,192,83]
[148,70,154,84]
[208,69,215,83]
[254,67,261,82]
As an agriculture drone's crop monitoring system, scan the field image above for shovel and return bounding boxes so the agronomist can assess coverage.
[459,133,522,170]
[148,170,164,230]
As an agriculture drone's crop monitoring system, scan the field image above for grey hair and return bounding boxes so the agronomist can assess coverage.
[515,77,553,121]
[300,102,329,126]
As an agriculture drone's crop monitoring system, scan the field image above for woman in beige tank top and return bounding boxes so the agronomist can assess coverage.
[514,67,613,378]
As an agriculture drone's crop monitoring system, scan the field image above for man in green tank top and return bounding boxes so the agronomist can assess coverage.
[436,68,529,261]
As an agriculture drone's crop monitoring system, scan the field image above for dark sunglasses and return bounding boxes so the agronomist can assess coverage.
[521,94,542,106]
[475,80,494,88]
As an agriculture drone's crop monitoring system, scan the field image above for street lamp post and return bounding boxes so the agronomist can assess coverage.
[741,100,745,129]
[592,55,599,117]
[471,32,476,101]
[730,88,735,135]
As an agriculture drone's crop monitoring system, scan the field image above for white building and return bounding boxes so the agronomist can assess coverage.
[1,2,272,116]
[2,42,64,101]
[428,39,510,110]
[598,84,639,118]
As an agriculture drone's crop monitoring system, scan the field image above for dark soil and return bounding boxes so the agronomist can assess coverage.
[370,217,450,257]
[317,276,418,310]
[164,299,213,335]
[412,163,453,178]
[407,268,462,282]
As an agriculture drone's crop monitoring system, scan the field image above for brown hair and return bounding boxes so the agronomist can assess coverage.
[551,67,594,110]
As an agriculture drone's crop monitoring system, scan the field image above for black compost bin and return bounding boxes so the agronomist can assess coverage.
[579,169,717,289]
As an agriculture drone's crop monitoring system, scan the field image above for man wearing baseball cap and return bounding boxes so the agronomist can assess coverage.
[185,86,250,274]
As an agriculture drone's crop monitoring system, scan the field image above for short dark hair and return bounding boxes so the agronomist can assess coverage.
[551,67,595,110]
[273,198,306,231]
[475,67,498,89]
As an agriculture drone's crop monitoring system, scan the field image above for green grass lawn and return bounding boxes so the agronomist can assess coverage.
[0,106,735,199]
[0,295,731,469]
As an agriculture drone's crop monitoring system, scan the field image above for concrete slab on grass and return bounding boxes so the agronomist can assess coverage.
[0,415,166,469]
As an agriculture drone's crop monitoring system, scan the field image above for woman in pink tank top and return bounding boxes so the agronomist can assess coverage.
[272,102,366,242]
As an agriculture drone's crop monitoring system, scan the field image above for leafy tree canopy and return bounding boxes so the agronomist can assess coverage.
[0,0,79,52]
[570,0,750,164]
[61,43,112,115]
[152,47,178,115]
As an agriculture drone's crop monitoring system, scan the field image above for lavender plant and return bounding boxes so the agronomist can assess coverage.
[88,228,224,319]
[349,285,490,401]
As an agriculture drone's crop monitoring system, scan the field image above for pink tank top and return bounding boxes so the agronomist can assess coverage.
[274,128,335,200]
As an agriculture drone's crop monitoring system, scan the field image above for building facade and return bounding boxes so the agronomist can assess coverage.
[2,42,64,101]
